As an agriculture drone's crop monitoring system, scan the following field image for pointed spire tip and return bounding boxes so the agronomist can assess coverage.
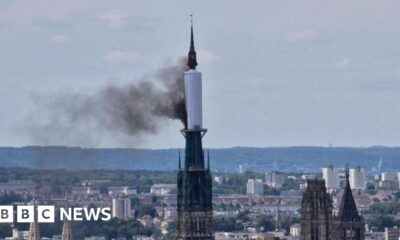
[187,15,198,69]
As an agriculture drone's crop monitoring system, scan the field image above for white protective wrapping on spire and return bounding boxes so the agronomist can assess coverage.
[184,69,202,130]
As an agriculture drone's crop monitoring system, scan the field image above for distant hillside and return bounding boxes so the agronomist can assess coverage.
[0,146,398,172]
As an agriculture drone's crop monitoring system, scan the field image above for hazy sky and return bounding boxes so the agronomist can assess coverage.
[1,0,400,148]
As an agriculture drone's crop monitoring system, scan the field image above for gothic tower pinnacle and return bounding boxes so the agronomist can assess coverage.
[28,197,40,240]
[332,166,365,240]
[61,195,73,240]
[187,15,198,69]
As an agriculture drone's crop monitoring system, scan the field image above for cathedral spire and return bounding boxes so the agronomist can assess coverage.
[62,194,73,240]
[338,165,361,222]
[28,197,40,240]
[177,17,213,239]
[331,165,365,239]
[275,205,281,231]
[187,15,198,69]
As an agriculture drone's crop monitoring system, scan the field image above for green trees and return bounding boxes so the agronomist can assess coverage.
[367,203,400,230]
[213,217,243,232]
[254,216,274,232]
[367,215,400,231]
[0,192,26,204]
[369,202,400,215]
[0,224,11,238]
[263,185,281,195]
[72,218,159,239]
[135,205,158,218]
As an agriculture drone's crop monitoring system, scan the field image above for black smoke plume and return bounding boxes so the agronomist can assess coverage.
[26,58,188,147]
[92,57,188,133]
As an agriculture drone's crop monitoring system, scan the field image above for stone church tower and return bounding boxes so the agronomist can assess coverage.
[300,179,333,240]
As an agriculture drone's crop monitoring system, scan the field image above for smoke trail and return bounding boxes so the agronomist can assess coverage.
[92,57,188,134]
[25,57,188,147]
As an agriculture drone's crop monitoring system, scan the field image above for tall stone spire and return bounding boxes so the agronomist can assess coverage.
[61,217,73,240]
[275,203,281,231]
[61,195,73,240]
[337,168,360,222]
[331,167,365,240]
[28,197,40,240]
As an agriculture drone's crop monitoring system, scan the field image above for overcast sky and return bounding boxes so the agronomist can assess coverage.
[1,0,400,148]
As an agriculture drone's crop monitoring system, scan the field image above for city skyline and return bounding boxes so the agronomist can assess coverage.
[1,1,400,148]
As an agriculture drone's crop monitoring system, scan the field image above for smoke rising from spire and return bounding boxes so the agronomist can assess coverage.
[25,58,188,146]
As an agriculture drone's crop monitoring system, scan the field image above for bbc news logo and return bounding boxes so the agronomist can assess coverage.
[0,206,111,223]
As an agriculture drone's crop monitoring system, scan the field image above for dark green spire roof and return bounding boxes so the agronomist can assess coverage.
[338,169,362,222]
